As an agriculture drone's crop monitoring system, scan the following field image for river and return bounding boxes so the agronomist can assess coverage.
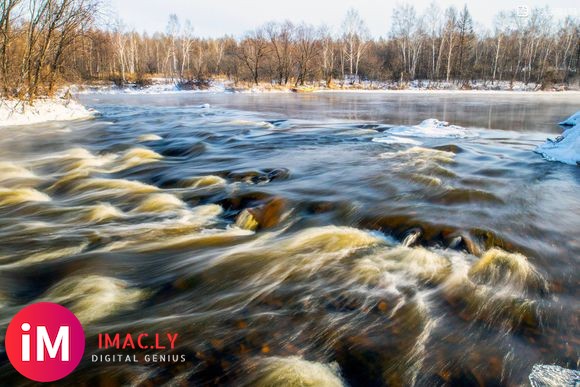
[0,91,578,386]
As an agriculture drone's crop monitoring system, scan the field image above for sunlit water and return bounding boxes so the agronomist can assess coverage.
[0,92,578,386]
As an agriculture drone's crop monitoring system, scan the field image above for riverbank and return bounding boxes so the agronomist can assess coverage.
[72,78,579,95]
[0,98,96,127]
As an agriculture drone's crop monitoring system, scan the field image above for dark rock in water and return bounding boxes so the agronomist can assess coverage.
[444,232,482,256]
[304,201,339,214]
[445,366,482,387]
[434,144,464,154]
[236,197,286,230]
[219,191,274,213]
[355,124,381,130]
[266,168,290,181]
[266,119,288,127]
[160,141,206,157]
[529,364,579,387]
[99,143,134,154]
[460,233,482,256]
[402,228,422,247]
[228,168,290,185]
[334,340,387,387]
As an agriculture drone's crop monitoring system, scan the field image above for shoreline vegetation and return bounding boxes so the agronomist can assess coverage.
[0,0,578,126]
[0,1,578,102]
[74,77,579,94]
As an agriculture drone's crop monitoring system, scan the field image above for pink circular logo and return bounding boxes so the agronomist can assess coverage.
[5,302,85,382]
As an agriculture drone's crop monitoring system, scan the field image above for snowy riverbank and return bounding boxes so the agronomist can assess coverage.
[71,78,579,95]
[535,111,580,166]
[0,98,96,127]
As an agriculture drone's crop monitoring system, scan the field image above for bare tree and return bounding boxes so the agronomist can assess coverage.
[443,6,458,82]
[424,2,441,80]
[456,5,473,81]
[238,28,268,85]
[265,21,294,85]
[1,0,22,94]
[341,8,369,83]
[391,3,424,81]
[293,23,318,86]
[319,25,335,86]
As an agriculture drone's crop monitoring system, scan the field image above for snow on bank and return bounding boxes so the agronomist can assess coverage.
[72,80,228,95]
[558,111,580,126]
[535,111,580,166]
[0,99,95,127]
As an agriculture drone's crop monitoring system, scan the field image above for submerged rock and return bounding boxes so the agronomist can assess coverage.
[228,168,290,185]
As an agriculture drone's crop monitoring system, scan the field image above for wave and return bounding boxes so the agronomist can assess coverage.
[137,134,163,142]
[1,242,88,267]
[243,356,345,387]
[372,136,421,145]
[69,177,160,195]
[81,203,125,223]
[0,187,51,207]
[0,162,36,181]
[442,247,548,331]
[132,193,185,213]
[182,175,227,188]
[40,275,146,324]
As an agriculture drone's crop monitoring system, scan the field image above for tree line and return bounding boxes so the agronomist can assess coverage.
[1,0,579,99]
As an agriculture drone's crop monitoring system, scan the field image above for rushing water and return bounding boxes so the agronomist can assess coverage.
[0,92,578,386]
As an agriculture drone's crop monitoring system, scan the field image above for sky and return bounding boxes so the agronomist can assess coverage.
[106,0,579,37]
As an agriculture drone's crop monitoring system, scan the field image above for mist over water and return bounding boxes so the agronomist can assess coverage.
[0,92,578,386]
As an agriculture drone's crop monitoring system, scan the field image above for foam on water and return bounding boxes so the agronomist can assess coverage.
[70,178,160,194]
[41,275,146,324]
[244,356,345,387]
[101,204,230,252]
[380,146,455,165]
[114,147,163,171]
[0,162,36,180]
[379,146,457,188]
[1,242,89,267]
[106,226,253,253]
[137,134,163,142]
[372,136,422,145]
[0,187,51,207]
[529,364,580,387]
[468,247,548,292]
[132,193,185,213]
[82,203,124,223]
[184,175,227,188]
[350,246,452,289]
[442,247,548,330]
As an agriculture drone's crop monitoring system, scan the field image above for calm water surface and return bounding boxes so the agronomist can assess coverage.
[0,92,578,386]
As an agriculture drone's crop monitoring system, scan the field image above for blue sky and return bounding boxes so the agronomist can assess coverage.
[106,0,579,37]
